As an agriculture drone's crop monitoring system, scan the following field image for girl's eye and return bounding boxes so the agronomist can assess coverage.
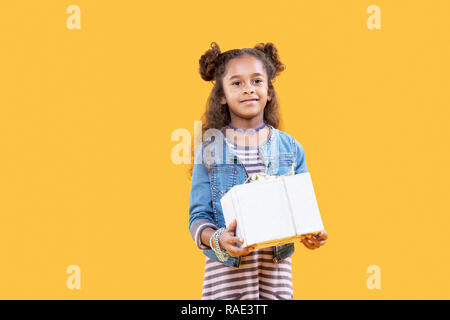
[232,79,263,86]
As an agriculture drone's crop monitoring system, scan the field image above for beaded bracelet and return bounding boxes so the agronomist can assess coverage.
[210,228,225,261]
[209,228,230,262]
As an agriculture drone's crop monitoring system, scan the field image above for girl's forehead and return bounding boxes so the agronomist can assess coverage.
[224,55,267,79]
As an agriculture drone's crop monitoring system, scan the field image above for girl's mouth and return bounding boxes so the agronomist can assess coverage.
[241,99,258,104]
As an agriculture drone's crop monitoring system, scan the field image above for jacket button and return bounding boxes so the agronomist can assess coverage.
[273,257,278,263]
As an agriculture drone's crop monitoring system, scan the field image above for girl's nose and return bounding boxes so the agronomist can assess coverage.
[243,86,255,94]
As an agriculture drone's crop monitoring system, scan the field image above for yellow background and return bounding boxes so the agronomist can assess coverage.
[0,0,449,299]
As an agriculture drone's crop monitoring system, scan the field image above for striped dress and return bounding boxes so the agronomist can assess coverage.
[201,139,294,300]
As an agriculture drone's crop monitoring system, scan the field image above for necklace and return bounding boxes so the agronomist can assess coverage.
[227,120,266,133]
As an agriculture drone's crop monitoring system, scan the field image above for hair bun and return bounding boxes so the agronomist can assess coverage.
[254,42,286,78]
[199,42,222,81]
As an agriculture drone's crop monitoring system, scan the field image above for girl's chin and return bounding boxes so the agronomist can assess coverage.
[229,105,264,118]
[235,105,262,113]
[234,112,263,120]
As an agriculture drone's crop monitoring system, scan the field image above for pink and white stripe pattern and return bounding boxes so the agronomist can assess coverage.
[201,246,293,300]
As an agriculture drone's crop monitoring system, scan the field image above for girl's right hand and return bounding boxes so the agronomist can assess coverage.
[219,219,255,257]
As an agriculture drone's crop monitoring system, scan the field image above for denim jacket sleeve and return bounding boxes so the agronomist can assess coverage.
[294,138,309,174]
[188,143,218,249]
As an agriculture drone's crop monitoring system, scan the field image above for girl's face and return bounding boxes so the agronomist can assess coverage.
[220,55,271,123]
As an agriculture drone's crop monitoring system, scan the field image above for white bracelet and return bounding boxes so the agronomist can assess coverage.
[210,228,229,262]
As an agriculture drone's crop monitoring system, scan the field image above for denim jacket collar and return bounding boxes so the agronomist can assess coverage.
[215,124,281,175]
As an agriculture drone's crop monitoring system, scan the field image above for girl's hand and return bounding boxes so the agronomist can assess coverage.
[300,231,328,250]
[219,219,255,257]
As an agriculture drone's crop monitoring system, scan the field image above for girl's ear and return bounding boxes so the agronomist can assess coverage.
[220,96,227,105]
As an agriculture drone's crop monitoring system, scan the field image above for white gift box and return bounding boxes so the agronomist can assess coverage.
[220,172,325,249]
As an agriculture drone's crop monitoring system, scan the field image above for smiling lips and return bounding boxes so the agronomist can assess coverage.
[241,99,258,104]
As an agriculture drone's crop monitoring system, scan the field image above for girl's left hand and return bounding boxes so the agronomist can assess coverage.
[300,231,328,250]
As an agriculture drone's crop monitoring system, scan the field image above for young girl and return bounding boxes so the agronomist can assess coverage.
[189,42,328,300]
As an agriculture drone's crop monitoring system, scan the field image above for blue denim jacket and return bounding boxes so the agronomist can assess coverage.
[188,124,308,268]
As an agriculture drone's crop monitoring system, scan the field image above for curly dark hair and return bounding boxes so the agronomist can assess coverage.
[188,42,286,178]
